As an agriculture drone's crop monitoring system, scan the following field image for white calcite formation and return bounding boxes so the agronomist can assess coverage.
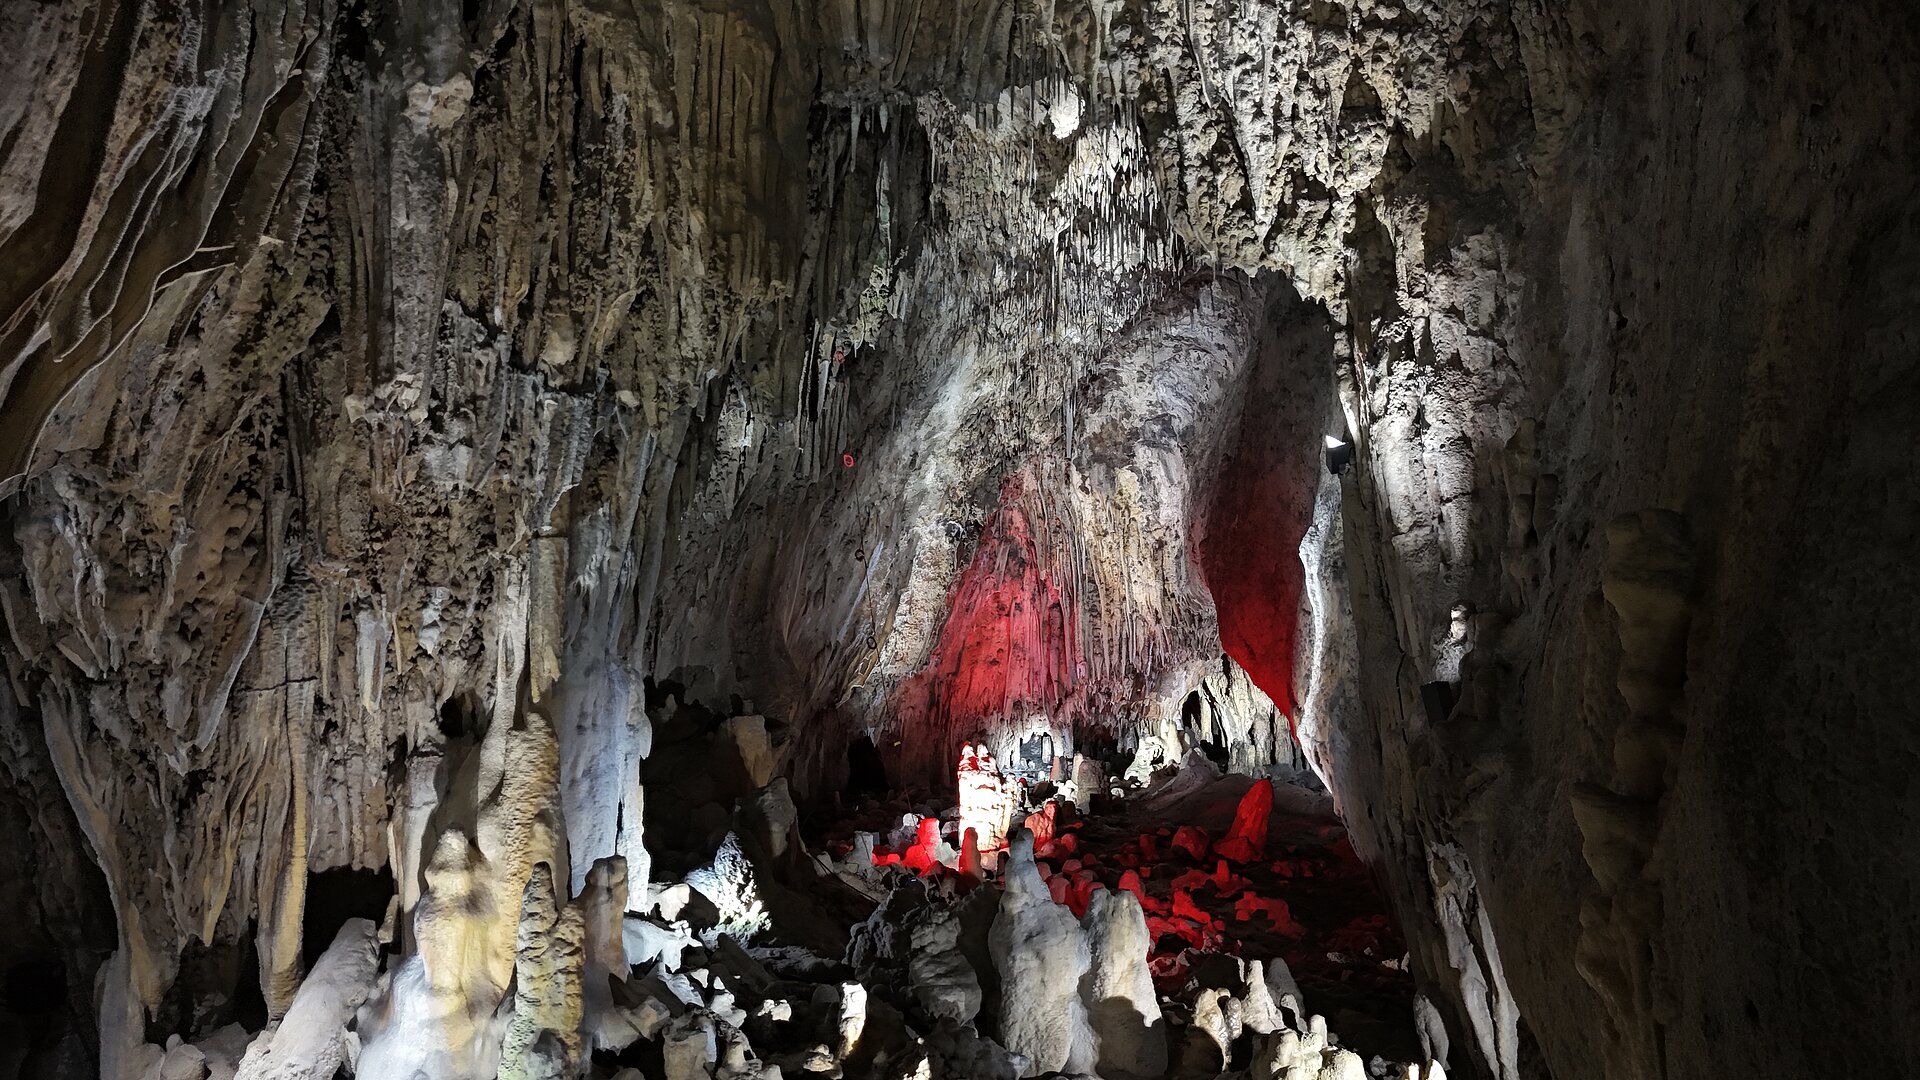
[1248,1014,1370,1080]
[686,833,772,946]
[984,828,1176,1079]
[956,743,1019,861]
[355,829,508,1080]
[989,831,1095,1076]
[234,919,379,1080]
[1080,889,1167,1080]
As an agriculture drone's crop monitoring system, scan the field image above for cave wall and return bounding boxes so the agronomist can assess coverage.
[1315,1,1920,1078]
[0,0,1915,1077]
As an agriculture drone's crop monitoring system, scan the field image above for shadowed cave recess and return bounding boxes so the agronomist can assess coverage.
[0,0,1916,1078]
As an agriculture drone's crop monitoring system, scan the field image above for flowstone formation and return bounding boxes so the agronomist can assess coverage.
[2,0,1917,1078]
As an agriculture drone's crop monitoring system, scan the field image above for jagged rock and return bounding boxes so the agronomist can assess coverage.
[595,980,676,1056]
[922,1017,1028,1080]
[625,914,700,972]
[194,1025,252,1080]
[664,1011,721,1080]
[847,878,928,982]
[139,1038,207,1080]
[653,884,699,921]
[687,834,771,945]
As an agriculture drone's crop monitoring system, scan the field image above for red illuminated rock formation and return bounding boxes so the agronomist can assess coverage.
[959,829,984,879]
[902,818,944,876]
[1025,802,1060,848]
[1170,889,1214,928]
[1170,825,1210,861]
[1234,894,1304,936]
[1192,332,1320,721]
[1214,779,1274,863]
[1117,869,1154,911]
[957,742,1019,859]
[898,478,1078,778]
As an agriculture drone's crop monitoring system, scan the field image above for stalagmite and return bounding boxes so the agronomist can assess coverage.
[577,856,632,1048]
[500,864,586,1080]
[957,743,1020,861]
[1214,778,1273,863]
[1081,889,1167,1079]
[988,831,1094,1076]
[234,919,379,1080]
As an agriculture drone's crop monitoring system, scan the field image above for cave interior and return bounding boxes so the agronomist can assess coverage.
[0,1,1916,1079]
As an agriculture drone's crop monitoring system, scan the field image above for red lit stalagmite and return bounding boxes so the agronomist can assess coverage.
[957,742,1019,864]
[1214,777,1274,863]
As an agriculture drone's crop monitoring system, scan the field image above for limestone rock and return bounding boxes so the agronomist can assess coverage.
[906,906,983,1023]
[988,831,1093,1076]
[1080,888,1166,1079]
[664,1011,721,1080]
[234,918,379,1080]
[923,1017,1029,1080]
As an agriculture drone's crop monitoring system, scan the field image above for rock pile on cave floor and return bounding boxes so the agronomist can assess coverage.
[806,761,1427,1076]
[138,754,1435,1080]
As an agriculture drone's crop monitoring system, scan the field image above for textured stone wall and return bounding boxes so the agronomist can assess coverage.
[1308,1,1920,1078]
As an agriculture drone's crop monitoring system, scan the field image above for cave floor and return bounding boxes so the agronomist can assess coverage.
[1105,773,1421,1063]
[808,770,1422,1064]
